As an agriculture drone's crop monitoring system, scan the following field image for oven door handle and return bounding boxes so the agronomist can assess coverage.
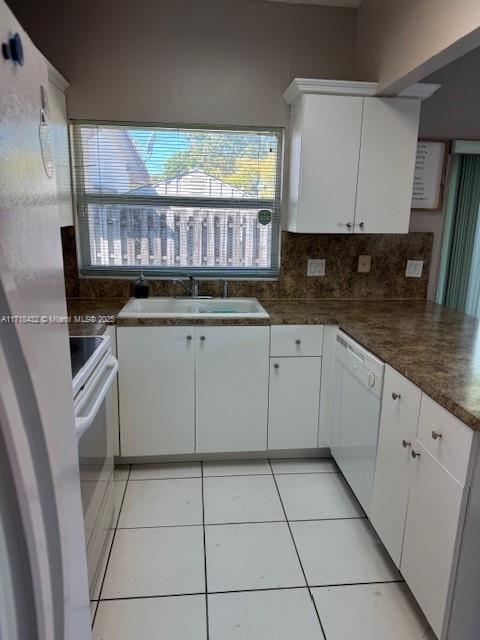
[75,355,118,439]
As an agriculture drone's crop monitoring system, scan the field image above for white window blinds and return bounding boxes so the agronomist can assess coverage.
[71,122,283,278]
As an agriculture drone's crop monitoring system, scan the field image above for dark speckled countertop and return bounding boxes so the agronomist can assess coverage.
[67,297,480,431]
[67,298,124,336]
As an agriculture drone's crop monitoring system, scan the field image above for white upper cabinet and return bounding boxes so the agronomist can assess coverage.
[283,79,439,234]
[355,98,421,234]
[287,94,363,233]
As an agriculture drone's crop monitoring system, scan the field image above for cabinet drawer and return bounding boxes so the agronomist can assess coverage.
[383,365,421,431]
[417,394,474,485]
[270,325,324,357]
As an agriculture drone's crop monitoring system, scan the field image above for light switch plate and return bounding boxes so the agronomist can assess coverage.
[307,258,326,277]
[358,255,371,273]
[405,260,424,278]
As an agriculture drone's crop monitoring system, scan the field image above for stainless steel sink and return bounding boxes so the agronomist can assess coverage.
[118,297,269,319]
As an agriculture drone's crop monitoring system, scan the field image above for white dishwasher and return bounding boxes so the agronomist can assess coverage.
[331,330,385,516]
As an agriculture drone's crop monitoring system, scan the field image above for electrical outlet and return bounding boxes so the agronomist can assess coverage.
[357,255,371,273]
[405,260,424,278]
[307,258,326,277]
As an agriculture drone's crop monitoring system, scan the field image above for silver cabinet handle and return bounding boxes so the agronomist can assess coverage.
[392,392,401,400]
[186,335,193,341]
[411,449,421,459]
[274,363,279,370]
[402,440,411,448]
[200,335,206,341]
[432,430,442,440]
[295,339,301,345]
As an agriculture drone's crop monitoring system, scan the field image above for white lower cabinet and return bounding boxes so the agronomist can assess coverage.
[118,327,195,456]
[268,357,321,450]
[196,326,270,453]
[372,411,470,637]
[372,381,476,640]
[118,324,323,456]
[401,440,466,639]
[370,407,413,568]
[118,325,270,456]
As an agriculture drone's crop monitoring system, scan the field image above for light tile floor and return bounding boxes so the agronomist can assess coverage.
[92,458,435,640]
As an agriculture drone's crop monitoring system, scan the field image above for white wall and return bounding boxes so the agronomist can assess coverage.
[7,0,357,128]
[409,210,445,301]
[419,47,480,140]
[356,0,480,93]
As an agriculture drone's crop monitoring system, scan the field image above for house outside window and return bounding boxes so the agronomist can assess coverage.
[71,122,283,278]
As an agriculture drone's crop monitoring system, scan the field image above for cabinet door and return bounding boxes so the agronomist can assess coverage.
[196,326,270,453]
[118,327,195,456]
[293,94,363,234]
[401,441,466,639]
[268,357,321,450]
[370,406,413,568]
[355,97,420,234]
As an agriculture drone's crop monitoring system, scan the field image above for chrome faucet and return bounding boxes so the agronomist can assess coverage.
[173,275,199,297]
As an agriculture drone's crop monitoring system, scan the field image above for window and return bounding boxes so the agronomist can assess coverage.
[71,122,283,278]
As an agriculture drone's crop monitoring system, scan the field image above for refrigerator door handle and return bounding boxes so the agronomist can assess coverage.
[75,355,118,439]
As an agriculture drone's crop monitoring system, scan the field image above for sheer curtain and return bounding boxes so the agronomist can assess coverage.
[437,148,480,316]
[465,193,480,316]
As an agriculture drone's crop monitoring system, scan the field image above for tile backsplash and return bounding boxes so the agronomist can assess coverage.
[61,226,433,300]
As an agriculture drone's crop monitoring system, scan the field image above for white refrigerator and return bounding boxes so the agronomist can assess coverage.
[0,1,91,639]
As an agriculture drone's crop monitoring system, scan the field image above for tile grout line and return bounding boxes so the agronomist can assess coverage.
[114,464,131,528]
[99,592,206,602]
[96,578,406,603]
[124,470,339,482]
[106,580,405,601]
[309,579,405,589]
[114,514,366,531]
[201,461,210,640]
[127,473,271,482]
[90,599,98,624]
[268,458,329,640]
[269,471,340,476]
[92,464,131,628]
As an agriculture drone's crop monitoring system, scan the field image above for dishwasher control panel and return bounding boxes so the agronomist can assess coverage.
[335,331,385,398]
